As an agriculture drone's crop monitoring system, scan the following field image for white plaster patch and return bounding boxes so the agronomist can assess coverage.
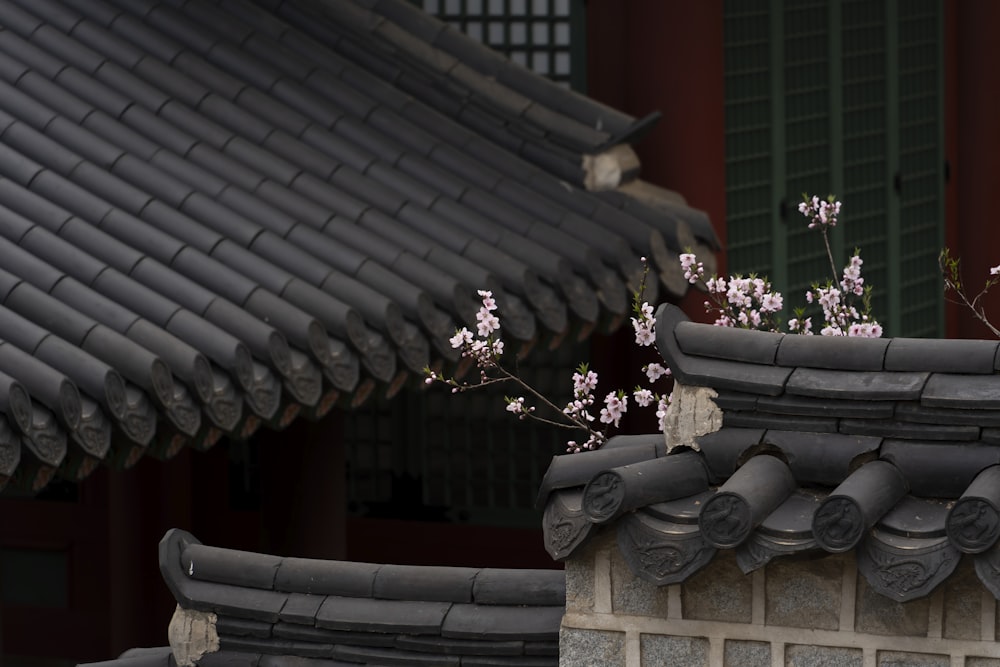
[168,605,220,667]
[661,383,723,453]
[582,145,640,191]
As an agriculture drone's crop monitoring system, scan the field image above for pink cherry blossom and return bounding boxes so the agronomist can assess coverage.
[633,388,654,407]
[644,363,669,383]
[449,328,473,349]
[572,369,599,394]
[599,392,627,428]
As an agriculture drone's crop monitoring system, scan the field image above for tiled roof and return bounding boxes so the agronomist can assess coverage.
[0,0,716,492]
[78,529,564,666]
[538,304,1000,602]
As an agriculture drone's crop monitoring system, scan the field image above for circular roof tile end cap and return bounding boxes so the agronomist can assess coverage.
[520,272,563,315]
[324,355,360,393]
[284,360,322,408]
[361,346,396,384]
[267,331,293,377]
[0,420,20,477]
[698,454,796,549]
[813,496,866,553]
[192,355,215,404]
[561,274,600,325]
[307,320,332,367]
[233,343,255,392]
[646,227,676,277]
[948,497,1000,554]
[947,465,1000,554]
[813,460,909,553]
[582,471,625,525]
[103,372,128,421]
[8,382,32,434]
[167,397,202,439]
[699,491,753,549]
[658,258,690,301]
[25,420,66,469]
[120,387,157,447]
[75,401,112,459]
[150,359,176,408]
[493,293,536,343]
[247,364,281,420]
[57,379,83,431]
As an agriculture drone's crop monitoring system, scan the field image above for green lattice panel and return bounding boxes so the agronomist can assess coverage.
[840,0,889,324]
[344,339,582,526]
[724,0,773,279]
[783,0,833,304]
[897,0,943,337]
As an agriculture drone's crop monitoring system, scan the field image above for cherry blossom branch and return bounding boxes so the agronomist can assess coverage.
[428,197,883,456]
[426,269,672,453]
[940,249,1000,338]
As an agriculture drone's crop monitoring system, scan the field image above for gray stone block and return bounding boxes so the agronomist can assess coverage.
[785,644,862,667]
[610,547,670,617]
[943,557,983,640]
[559,628,624,667]
[724,639,769,667]
[765,555,842,630]
[877,651,948,667]
[681,551,752,623]
[640,634,708,667]
[854,573,929,636]
[968,658,1000,667]
[564,541,597,614]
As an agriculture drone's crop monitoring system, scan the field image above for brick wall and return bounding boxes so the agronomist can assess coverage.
[561,532,1000,666]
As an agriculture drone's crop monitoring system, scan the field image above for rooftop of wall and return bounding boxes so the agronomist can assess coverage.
[539,304,1000,603]
[0,0,717,493]
[78,529,564,666]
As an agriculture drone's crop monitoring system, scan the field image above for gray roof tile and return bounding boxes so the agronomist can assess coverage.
[442,604,563,641]
[785,367,928,401]
[34,24,105,73]
[146,5,220,54]
[317,596,451,635]
[373,564,478,603]
[922,373,1000,408]
[278,593,325,625]
[95,61,173,113]
[540,304,1000,603]
[0,0,707,489]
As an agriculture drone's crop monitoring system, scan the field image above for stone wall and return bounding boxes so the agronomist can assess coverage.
[561,532,1000,666]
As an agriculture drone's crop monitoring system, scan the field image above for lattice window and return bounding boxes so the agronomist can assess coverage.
[723,0,944,337]
[418,0,586,90]
[345,340,585,527]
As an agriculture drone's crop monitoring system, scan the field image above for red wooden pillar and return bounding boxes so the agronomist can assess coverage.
[107,449,197,655]
[953,1,1000,339]
[585,0,726,430]
[586,0,727,269]
[257,411,347,560]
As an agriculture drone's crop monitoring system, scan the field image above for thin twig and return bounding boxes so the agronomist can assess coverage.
[821,229,838,284]
[944,280,1000,338]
